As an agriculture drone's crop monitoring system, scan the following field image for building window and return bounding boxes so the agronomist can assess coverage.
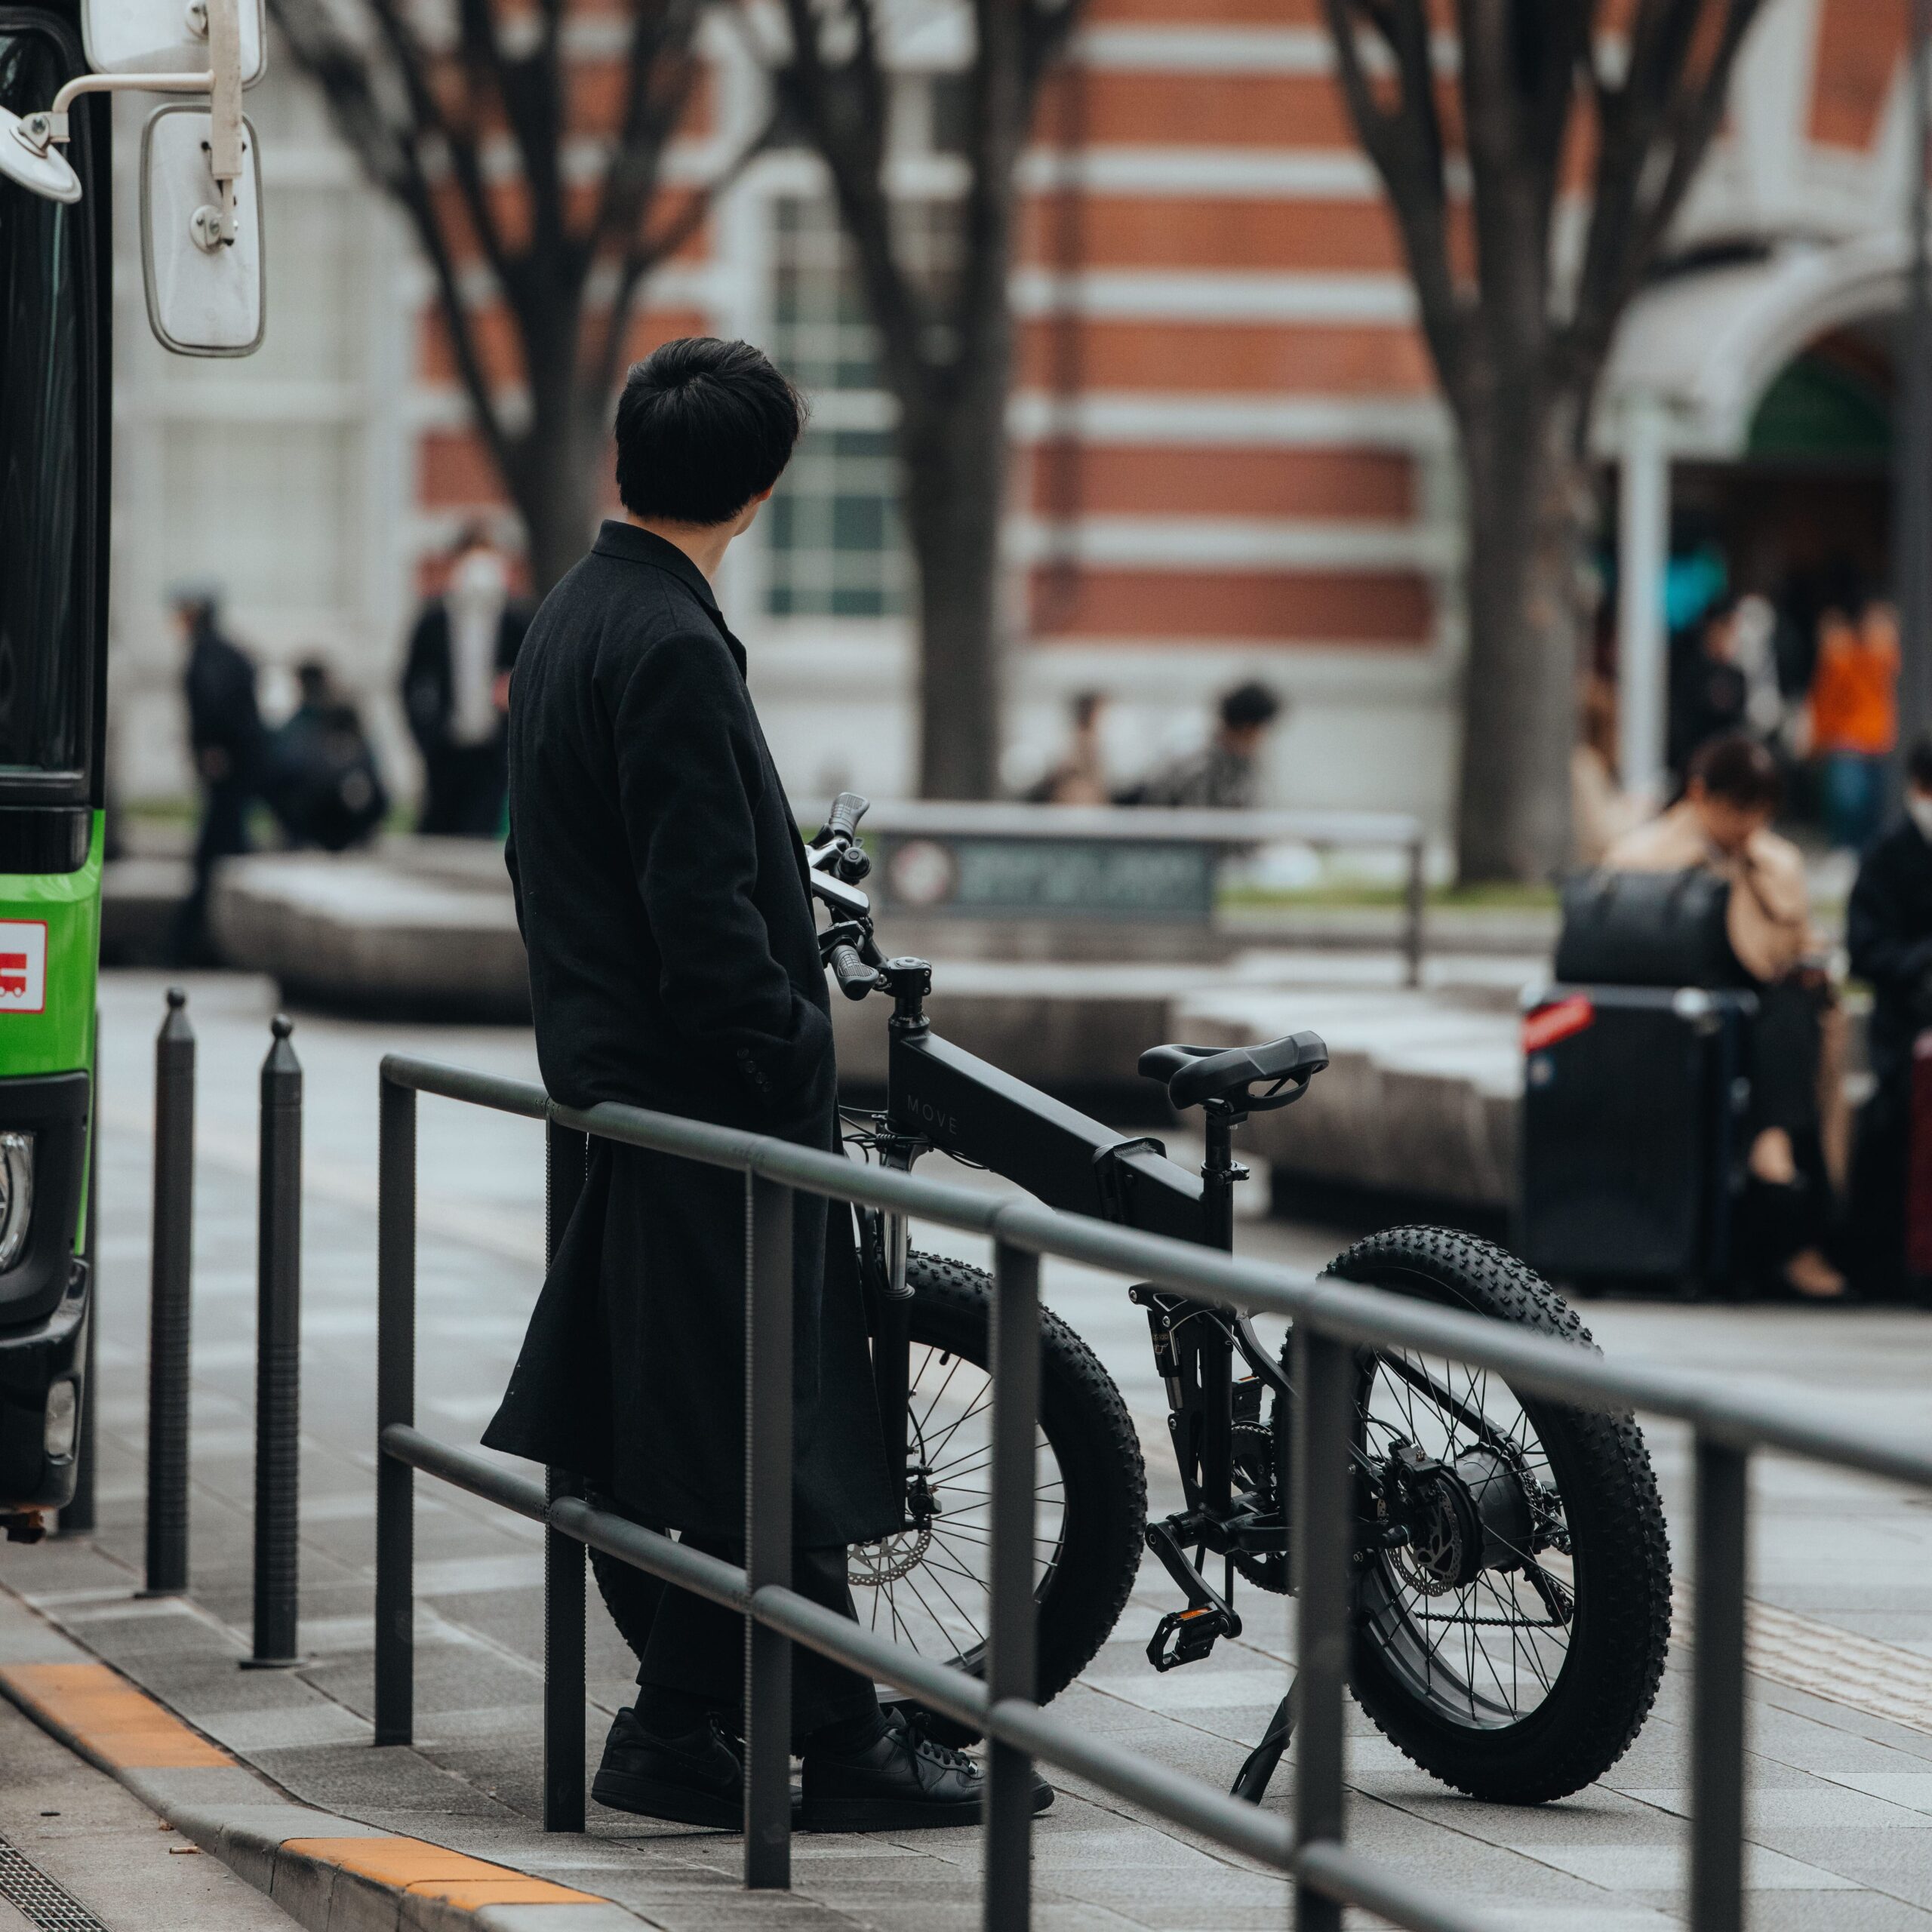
[766,428,907,617]
[764,189,960,619]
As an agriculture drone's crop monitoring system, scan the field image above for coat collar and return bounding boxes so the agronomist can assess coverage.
[591,519,745,675]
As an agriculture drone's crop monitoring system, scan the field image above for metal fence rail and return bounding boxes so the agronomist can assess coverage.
[373,1051,1932,1932]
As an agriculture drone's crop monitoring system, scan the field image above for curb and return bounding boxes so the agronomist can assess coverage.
[0,1595,640,1932]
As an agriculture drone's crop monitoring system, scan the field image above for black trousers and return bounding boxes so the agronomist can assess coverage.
[171,774,253,964]
[1746,980,1823,1142]
[589,1527,877,1742]
[1739,978,1833,1269]
[420,742,507,838]
[1849,1073,1911,1297]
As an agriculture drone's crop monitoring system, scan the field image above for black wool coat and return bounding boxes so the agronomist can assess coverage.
[400,599,530,755]
[482,521,898,1547]
[1848,817,1932,1091]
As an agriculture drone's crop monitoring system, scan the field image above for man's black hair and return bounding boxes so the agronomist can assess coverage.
[1689,731,1780,811]
[614,338,807,527]
[1907,734,1932,795]
[1220,680,1282,733]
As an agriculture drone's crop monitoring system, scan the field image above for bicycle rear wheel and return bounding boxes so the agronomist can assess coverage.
[1331,1227,1673,1804]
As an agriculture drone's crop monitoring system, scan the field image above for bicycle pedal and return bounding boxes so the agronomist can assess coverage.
[1146,1601,1238,1673]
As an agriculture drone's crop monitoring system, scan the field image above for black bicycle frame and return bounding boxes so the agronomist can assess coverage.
[857,995,1291,1672]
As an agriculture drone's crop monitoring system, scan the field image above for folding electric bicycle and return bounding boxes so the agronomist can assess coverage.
[809,795,1672,1805]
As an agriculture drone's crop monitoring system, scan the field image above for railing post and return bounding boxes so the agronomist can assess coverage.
[62,1009,101,1537]
[984,1240,1041,1932]
[144,989,195,1590]
[743,1171,794,1889]
[1291,1324,1352,1932]
[247,1015,303,1668]
[374,1072,417,1744]
[1690,1437,1750,1932]
[1402,834,1426,989]
[543,1121,587,1832]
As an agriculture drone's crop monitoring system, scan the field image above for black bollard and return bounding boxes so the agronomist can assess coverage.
[247,1014,302,1667]
[143,991,195,1590]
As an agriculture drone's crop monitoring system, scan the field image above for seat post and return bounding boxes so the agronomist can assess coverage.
[1201,1103,1243,1255]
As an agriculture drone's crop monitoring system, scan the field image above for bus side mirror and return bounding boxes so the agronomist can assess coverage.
[83,0,265,86]
[140,103,263,356]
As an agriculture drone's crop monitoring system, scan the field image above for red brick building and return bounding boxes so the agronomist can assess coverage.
[109,0,1927,832]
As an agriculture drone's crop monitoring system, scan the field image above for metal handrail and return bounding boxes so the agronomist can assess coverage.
[374,1053,1932,1932]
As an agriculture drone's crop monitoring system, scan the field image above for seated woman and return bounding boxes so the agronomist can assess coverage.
[1607,734,1847,1300]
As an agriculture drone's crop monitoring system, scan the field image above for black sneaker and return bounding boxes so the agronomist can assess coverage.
[592,1706,755,1829]
[799,1709,1054,1832]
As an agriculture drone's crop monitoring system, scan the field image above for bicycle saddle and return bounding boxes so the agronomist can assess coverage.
[1138,1032,1329,1114]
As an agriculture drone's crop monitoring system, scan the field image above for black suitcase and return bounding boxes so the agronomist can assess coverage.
[1518,984,1755,1287]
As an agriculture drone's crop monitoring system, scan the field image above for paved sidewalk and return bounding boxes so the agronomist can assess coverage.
[11,971,1932,1928]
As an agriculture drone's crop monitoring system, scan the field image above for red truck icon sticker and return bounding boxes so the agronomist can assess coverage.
[0,924,48,1014]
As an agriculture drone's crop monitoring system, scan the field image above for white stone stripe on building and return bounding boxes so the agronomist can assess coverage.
[1069,25,1333,73]
[1010,392,1454,449]
[1014,516,1455,574]
[1011,269,1417,323]
[401,383,1455,451]
[1015,146,1382,198]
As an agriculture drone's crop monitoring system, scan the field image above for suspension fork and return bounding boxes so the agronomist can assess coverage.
[869,1143,918,1500]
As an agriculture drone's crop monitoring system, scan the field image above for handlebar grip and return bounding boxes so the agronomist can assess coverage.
[829,943,878,1001]
[824,791,870,847]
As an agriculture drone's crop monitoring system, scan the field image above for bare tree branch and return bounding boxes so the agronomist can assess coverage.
[1324,0,1467,407]
[270,0,514,479]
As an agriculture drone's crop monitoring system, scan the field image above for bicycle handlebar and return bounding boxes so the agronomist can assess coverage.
[823,791,869,848]
[829,941,881,1001]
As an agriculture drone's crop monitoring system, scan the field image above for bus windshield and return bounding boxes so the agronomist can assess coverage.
[0,19,87,787]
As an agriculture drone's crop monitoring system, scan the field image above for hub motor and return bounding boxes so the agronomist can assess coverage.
[1384,1442,1535,1595]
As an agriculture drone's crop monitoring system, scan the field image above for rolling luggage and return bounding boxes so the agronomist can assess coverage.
[1519,983,1754,1289]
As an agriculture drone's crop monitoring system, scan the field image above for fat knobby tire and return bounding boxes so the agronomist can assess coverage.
[1329,1226,1674,1804]
[899,1251,1146,1743]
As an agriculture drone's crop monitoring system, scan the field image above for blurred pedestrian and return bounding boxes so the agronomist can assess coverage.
[1732,593,1787,746]
[1807,597,1899,851]
[169,590,263,965]
[1118,680,1284,808]
[1607,734,1847,1299]
[1668,594,1747,782]
[1844,737,1932,1298]
[401,525,528,837]
[262,660,389,853]
[1024,691,1110,804]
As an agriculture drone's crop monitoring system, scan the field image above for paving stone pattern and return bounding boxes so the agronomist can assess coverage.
[9,972,1932,1927]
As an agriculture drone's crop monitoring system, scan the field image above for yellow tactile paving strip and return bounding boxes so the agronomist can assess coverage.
[285,1839,600,1909]
[0,1661,234,1768]
[0,1663,605,1914]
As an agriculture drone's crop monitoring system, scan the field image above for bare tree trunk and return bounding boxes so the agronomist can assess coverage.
[900,366,1009,799]
[1454,392,1589,883]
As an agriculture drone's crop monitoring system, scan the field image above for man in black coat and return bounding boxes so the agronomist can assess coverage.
[399,528,528,836]
[485,339,1022,1831]
[170,592,263,964]
[1847,737,1932,1296]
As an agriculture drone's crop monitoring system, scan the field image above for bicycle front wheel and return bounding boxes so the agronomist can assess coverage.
[850,1251,1147,1745]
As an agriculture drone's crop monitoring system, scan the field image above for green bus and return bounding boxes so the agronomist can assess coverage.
[0,0,259,1528]
[0,2,109,1532]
